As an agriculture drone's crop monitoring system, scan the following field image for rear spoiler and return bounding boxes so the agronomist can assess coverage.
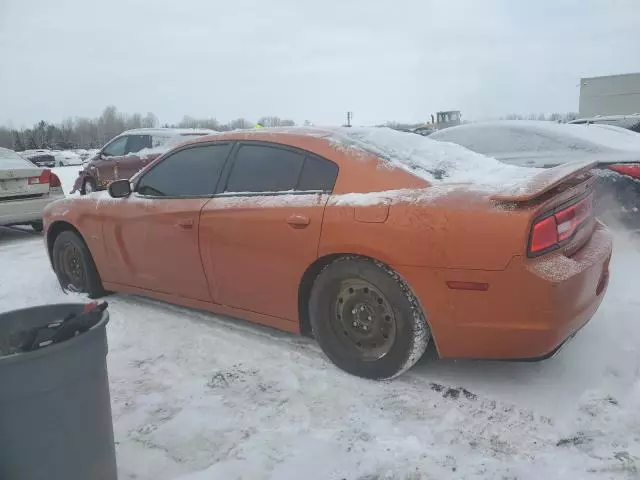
[490,161,597,202]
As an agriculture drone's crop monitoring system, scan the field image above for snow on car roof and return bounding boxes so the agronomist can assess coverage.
[119,127,217,137]
[328,126,543,192]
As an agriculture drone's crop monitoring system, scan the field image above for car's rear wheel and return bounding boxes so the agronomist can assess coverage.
[309,257,430,379]
[83,178,96,195]
[52,231,106,298]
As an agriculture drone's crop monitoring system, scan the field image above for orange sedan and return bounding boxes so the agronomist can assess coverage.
[43,127,612,379]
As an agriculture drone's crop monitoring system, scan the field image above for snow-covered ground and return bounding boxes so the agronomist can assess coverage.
[1,167,639,479]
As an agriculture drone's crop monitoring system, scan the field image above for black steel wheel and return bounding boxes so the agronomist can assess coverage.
[309,257,430,379]
[332,278,397,361]
[52,230,106,298]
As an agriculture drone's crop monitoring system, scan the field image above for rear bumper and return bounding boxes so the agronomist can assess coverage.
[397,221,613,360]
[0,194,63,226]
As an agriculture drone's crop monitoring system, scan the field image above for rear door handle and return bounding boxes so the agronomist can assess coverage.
[287,214,310,228]
[176,218,194,229]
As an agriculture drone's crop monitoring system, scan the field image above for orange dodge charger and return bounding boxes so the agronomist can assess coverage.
[43,127,612,379]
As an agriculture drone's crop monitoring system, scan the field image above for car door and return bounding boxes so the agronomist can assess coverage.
[100,142,232,301]
[199,142,339,321]
[92,135,128,189]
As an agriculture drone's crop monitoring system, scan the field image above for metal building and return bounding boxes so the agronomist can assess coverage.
[579,73,640,117]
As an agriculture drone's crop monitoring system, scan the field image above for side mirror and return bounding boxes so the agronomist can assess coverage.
[108,179,131,198]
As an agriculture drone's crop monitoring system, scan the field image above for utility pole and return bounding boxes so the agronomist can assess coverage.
[345,111,353,127]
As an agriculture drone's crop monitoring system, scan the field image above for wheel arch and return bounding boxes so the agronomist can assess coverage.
[298,253,439,355]
[46,221,86,266]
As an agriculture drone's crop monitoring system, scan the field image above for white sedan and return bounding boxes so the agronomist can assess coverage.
[0,147,64,231]
[54,150,83,167]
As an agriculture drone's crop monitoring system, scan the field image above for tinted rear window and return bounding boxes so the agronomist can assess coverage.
[225,145,304,192]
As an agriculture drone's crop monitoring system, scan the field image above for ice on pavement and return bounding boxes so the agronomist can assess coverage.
[0,166,639,479]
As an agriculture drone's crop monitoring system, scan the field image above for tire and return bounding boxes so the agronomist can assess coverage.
[52,230,106,298]
[82,177,97,195]
[30,221,43,232]
[309,257,430,379]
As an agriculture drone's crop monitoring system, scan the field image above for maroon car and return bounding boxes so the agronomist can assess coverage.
[71,128,216,194]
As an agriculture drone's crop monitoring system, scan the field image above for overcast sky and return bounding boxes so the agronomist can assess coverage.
[1,0,639,127]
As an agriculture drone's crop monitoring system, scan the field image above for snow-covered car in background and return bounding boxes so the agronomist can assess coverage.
[0,147,64,231]
[430,121,640,227]
[71,128,216,194]
[21,149,56,168]
[73,149,100,162]
[54,150,83,167]
[569,114,640,133]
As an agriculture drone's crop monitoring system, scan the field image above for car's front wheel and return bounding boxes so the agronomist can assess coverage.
[52,230,106,298]
[82,178,97,195]
[309,257,430,379]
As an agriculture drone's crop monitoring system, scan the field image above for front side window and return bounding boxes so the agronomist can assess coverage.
[136,143,231,197]
[102,136,128,157]
[126,135,152,154]
[224,145,305,193]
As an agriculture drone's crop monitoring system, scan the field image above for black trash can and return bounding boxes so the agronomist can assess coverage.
[0,303,117,480]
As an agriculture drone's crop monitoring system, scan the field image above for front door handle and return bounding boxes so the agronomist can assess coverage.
[287,214,310,228]
[176,218,194,229]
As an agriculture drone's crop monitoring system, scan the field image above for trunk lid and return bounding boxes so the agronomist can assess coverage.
[0,168,50,199]
[490,160,596,202]
[490,161,599,258]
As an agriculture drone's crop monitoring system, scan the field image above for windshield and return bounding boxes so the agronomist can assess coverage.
[0,147,34,169]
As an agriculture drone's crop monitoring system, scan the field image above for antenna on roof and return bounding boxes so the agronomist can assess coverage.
[345,111,353,127]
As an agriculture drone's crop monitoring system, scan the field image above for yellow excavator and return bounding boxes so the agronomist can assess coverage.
[412,111,462,136]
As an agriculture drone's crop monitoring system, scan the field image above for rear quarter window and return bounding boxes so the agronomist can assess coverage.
[223,144,338,193]
[297,155,338,191]
[224,144,305,192]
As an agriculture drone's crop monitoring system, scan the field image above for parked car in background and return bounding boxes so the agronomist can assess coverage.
[54,150,83,167]
[73,148,101,162]
[21,149,56,168]
[71,128,216,194]
[44,127,612,379]
[569,114,640,133]
[1,147,64,231]
[430,121,640,227]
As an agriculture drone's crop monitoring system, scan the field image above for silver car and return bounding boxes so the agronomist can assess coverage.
[0,147,65,231]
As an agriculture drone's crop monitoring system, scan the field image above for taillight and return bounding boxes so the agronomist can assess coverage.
[607,163,640,179]
[27,169,61,188]
[529,195,594,256]
[49,172,61,188]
